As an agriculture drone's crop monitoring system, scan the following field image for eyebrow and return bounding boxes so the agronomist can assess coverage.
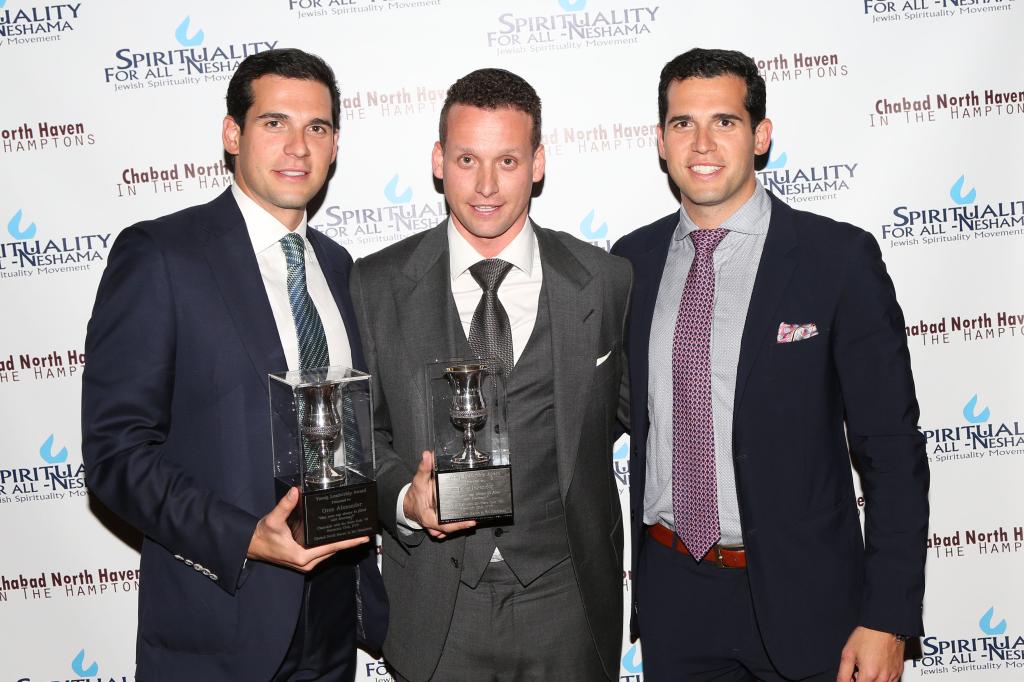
[254,112,334,129]
[666,113,744,125]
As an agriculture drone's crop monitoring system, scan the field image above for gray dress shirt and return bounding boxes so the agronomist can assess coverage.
[644,185,771,546]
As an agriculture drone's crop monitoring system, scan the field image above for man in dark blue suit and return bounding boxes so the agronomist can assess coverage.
[82,49,385,681]
[612,49,929,682]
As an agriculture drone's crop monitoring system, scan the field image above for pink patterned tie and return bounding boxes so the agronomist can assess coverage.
[672,228,728,560]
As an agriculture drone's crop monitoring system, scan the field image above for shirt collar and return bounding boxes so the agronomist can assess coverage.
[232,182,308,254]
[675,182,771,241]
[448,218,537,281]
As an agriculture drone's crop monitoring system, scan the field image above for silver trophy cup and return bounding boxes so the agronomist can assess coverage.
[299,382,347,488]
[445,363,491,468]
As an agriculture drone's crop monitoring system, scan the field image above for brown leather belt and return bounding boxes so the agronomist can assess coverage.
[647,523,747,568]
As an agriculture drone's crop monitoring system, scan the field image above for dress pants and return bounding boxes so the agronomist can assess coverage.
[273,558,357,682]
[637,536,838,682]
[391,558,606,682]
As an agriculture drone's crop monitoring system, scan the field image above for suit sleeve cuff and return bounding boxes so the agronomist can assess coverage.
[396,483,421,535]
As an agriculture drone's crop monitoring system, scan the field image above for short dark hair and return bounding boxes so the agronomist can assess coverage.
[226,48,341,132]
[439,68,542,150]
[658,48,766,130]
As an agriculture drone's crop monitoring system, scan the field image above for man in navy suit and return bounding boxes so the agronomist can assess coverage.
[612,48,929,682]
[82,49,385,681]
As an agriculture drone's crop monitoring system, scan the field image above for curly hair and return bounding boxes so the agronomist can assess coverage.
[439,68,542,150]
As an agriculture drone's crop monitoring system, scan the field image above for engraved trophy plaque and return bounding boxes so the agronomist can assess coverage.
[426,358,512,524]
[269,367,378,547]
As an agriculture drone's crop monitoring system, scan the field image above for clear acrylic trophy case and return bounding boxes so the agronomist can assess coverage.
[426,358,513,524]
[269,366,378,546]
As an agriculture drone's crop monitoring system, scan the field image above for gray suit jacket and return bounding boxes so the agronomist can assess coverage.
[350,222,631,680]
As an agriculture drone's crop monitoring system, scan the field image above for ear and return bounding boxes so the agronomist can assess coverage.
[753,118,773,156]
[431,141,444,180]
[331,128,339,165]
[656,124,667,160]
[222,115,241,156]
[531,144,546,183]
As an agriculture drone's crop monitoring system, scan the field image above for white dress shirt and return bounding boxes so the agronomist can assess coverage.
[231,183,352,373]
[398,219,543,537]
[448,218,543,365]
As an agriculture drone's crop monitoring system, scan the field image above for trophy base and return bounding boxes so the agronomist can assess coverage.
[277,476,378,547]
[435,463,513,524]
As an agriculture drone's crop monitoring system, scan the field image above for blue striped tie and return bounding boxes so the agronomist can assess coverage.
[281,233,330,371]
[281,233,331,473]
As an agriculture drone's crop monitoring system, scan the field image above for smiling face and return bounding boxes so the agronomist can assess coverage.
[222,74,338,230]
[433,104,545,258]
[658,74,772,228]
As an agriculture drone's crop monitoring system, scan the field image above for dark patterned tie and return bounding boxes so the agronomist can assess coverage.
[467,259,515,376]
[672,228,728,560]
[281,233,331,470]
[281,233,330,371]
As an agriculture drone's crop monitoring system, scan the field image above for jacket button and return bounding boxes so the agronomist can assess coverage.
[450,557,459,568]
[494,528,504,537]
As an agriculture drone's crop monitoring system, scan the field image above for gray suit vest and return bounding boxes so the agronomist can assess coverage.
[453,279,570,588]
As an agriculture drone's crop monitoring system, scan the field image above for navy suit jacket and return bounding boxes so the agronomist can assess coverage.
[611,194,929,679]
[82,189,385,680]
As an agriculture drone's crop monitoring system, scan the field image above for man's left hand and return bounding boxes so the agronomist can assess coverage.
[837,626,906,682]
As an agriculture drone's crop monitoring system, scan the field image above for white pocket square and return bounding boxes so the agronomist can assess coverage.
[595,350,612,367]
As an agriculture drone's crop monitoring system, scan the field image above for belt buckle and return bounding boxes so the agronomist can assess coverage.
[712,544,726,568]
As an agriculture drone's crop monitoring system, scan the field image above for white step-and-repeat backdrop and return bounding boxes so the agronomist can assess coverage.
[2,0,1022,680]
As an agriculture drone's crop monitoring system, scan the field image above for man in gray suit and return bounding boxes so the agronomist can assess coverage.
[350,68,631,681]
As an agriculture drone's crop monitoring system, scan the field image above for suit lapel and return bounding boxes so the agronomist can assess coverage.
[535,228,599,500]
[395,224,458,389]
[201,190,287,389]
[735,195,799,409]
[628,218,675,437]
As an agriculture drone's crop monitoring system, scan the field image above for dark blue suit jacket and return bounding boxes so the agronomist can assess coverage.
[82,189,385,680]
[612,194,929,679]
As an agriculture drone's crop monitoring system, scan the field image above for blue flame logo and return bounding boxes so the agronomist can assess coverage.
[580,209,608,239]
[765,150,787,170]
[559,0,587,10]
[622,643,643,673]
[950,175,976,205]
[384,174,413,204]
[175,17,205,47]
[8,209,37,240]
[979,607,1007,636]
[963,394,990,424]
[614,441,628,461]
[40,434,69,464]
[72,650,99,677]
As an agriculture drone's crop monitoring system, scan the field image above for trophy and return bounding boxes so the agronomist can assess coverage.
[426,358,513,524]
[269,367,378,547]
[445,364,490,468]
